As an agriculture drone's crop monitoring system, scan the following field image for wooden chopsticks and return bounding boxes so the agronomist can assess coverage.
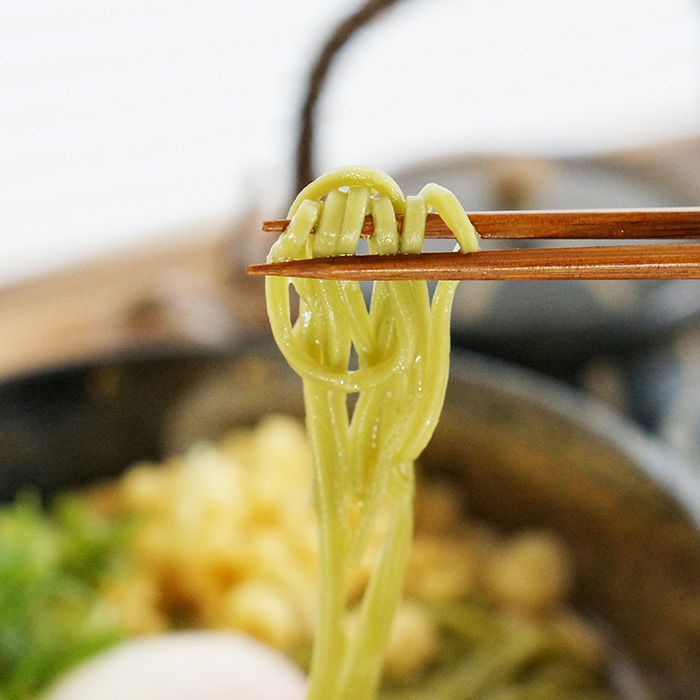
[262,208,700,240]
[248,208,700,280]
[249,244,700,281]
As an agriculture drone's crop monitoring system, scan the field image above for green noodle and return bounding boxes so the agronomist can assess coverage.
[265,166,479,699]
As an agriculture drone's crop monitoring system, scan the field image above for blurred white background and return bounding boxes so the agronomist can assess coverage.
[1,0,699,285]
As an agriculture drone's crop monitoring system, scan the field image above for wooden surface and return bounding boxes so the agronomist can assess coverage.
[0,227,267,380]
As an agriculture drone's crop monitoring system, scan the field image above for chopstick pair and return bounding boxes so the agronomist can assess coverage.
[247,209,700,280]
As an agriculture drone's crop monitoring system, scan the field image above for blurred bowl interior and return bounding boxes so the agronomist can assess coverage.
[1,345,699,698]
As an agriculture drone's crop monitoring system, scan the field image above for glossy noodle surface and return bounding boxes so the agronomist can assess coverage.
[265,167,479,699]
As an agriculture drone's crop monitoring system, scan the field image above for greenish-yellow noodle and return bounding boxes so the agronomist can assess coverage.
[266,166,479,699]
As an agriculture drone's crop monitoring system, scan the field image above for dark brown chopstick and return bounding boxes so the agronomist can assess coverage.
[262,208,700,240]
[247,244,700,281]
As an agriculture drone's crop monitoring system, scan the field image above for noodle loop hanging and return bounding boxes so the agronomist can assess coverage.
[265,166,479,700]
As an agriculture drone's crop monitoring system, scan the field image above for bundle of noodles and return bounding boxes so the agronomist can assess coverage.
[265,167,479,699]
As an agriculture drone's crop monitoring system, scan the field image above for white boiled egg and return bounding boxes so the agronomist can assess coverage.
[43,631,307,700]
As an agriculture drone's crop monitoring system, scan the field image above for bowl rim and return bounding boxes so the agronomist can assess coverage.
[448,349,700,527]
[2,341,699,527]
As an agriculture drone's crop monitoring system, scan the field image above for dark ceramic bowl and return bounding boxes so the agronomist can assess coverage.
[1,345,699,698]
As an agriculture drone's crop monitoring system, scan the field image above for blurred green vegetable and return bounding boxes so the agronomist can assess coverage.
[380,600,618,700]
[0,494,129,700]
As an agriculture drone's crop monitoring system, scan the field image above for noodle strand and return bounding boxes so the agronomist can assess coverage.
[265,166,479,700]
